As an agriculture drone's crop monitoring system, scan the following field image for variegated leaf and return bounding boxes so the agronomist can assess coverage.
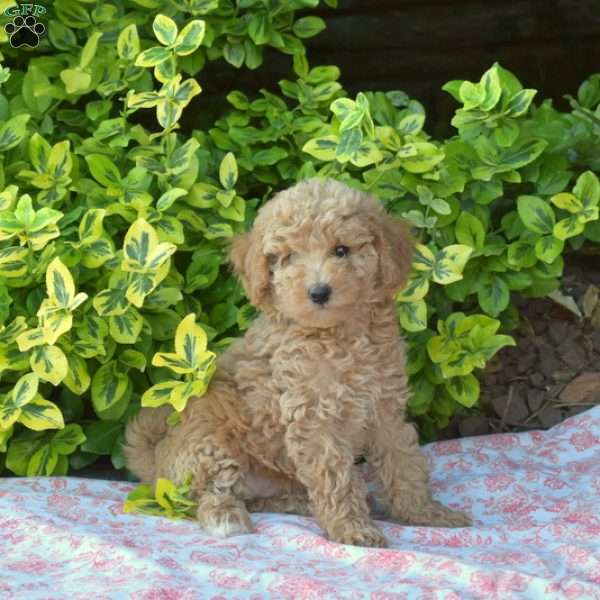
[19,395,65,431]
[30,345,69,386]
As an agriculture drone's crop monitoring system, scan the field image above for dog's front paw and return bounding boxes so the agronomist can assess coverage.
[197,500,253,538]
[437,507,472,528]
[404,501,472,528]
[330,522,388,548]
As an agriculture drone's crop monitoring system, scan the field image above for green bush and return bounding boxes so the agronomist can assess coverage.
[1,1,600,476]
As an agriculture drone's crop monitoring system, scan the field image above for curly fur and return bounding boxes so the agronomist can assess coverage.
[124,178,470,547]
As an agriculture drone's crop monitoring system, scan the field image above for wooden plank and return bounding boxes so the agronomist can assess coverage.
[306,0,600,51]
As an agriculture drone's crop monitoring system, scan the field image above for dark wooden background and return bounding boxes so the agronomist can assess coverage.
[203,0,600,132]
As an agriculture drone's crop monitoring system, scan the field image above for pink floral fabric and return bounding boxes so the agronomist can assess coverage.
[2,407,600,599]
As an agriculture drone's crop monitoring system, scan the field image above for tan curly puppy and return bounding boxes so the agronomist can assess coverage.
[124,178,470,547]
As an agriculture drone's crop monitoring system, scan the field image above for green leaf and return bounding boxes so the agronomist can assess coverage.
[28,443,58,476]
[506,89,537,116]
[292,16,326,39]
[479,65,502,111]
[223,43,245,68]
[507,241,537,268]
[91,361,130,414]
[80,31,103,69]
[459,81,485,110]
[477,276,510,317]
[535,235,564,264]
[248,14,271,45]
[82,421,122,455]
[86,154,122,187]
[573,171,600,208]
[52,424,86,454]
[455,213,485,250]
[517,195,555,234]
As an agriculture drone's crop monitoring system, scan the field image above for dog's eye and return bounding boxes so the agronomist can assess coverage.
[334,245,350,258]
[280,253,292,266]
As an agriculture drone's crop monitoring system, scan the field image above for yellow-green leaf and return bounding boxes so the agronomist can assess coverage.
[135,46,171,67]
[396,271,430,302]
[122,218,158,271]
[63,354,91,395]
[91,361,129,414]
[109,307,143,344]
[30,345,69,386]
[0,246,28,278]
[16,327,46,351]
[19,395,65,431]
[117,24,140,60]
[80,31,103,69]
[93,287,130,317]
[12,372,39,408]
[302,136,338,161]
[0,402,20,431]
[413,244,436,272]
[174,19,206,55]
[397,300,427,332]
[152,352,195,374]
[551,192,582,214]
[79,208,106,242]
[553,216,584,240]
[174,313,211,370]
[60,68,92,94]
[46,257,75,308]
[219,152,238,190]
[432,245,473,284]
[153,14,178,46]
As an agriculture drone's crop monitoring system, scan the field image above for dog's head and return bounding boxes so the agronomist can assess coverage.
[230,178,413,328]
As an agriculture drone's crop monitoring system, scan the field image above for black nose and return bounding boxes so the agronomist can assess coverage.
[308,283,331,305]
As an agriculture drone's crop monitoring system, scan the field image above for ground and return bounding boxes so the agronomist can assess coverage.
[441,254,600,439]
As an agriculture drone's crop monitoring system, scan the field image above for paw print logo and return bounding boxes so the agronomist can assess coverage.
[5,15,45,48]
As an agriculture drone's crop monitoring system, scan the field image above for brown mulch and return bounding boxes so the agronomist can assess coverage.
[441,254,600,439]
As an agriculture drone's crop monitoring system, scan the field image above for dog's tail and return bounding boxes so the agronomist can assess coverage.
[123,406,170,483]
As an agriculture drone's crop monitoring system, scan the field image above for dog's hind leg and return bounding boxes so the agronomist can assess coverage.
[247,494,312,516]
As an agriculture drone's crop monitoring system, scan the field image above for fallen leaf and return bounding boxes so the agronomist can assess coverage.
[559,372,600,404]
[582,285,599,318]
[547,289,582,319]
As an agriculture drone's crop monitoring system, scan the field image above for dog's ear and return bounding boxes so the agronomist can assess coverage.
[376,212,414,296]
[230,229,271,308]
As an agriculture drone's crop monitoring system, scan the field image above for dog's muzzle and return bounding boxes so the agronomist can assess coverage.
[308,283,331,305]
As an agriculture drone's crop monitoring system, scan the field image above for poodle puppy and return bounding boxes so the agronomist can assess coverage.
[124,178,470,547]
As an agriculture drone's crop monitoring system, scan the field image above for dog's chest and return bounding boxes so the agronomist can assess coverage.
[274,332,391,425]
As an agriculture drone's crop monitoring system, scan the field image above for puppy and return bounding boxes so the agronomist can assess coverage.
[124,178,470,547]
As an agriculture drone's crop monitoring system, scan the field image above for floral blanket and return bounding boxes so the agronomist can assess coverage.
[2,407,600,599]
